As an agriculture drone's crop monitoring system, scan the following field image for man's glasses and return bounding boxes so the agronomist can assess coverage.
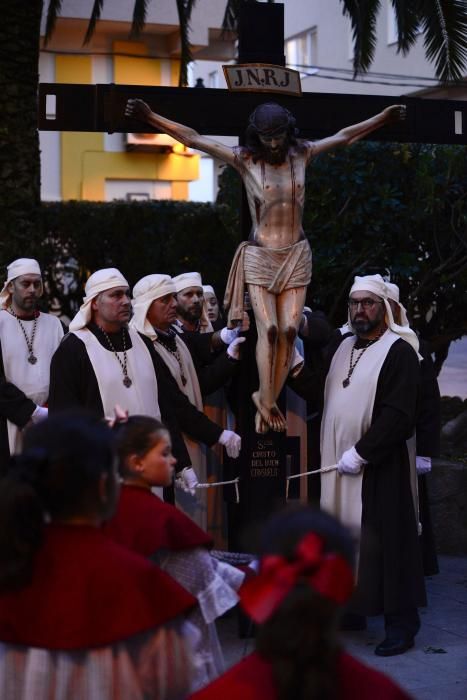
[348,298,384,310]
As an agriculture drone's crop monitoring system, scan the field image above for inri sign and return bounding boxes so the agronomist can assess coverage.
[223,64,302,97]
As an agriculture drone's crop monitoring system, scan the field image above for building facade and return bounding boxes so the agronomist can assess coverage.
[40,1,465,204]
[190,0,466,200]
[39,0,235,203]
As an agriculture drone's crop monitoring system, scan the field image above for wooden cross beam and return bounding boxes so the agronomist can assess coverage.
[38,2,466,145]
[38,81,467,145]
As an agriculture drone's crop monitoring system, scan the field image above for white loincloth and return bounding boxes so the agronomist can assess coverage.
[224,239,312,325]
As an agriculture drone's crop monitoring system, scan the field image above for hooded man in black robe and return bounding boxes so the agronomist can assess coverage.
[290,274,426,657]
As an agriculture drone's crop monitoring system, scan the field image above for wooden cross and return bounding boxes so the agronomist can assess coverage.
[38,2,467,146]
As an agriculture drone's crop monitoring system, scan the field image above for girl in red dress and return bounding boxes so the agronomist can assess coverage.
[0,412,196,700]
[103,415,246,690]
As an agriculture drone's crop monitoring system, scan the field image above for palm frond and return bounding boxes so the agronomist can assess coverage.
[417,0,467,81]
[44,0,63,46]
[83,0,104,46]
[222,0,247,33]
[176,0,197,86]
[130,0,150,38]
[340,0,381,75]
[390,0,420,54]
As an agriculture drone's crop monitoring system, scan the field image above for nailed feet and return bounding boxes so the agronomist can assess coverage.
[252,391,286,433]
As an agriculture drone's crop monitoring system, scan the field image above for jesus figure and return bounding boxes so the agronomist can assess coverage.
[125,99,405,433]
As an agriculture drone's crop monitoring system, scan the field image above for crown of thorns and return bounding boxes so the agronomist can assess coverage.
[248,103,295,137]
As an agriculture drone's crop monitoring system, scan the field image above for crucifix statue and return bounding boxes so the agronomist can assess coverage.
[125,98,405,433]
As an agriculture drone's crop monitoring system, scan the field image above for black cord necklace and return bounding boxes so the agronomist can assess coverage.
[98,326,132,388]
[9,306,38,364]
[342,329,386,388]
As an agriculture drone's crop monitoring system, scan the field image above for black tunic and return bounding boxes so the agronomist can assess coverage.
[48,325,223,473]
[289,337,427,616]
[171,329,239,398]
[298,311,333,502]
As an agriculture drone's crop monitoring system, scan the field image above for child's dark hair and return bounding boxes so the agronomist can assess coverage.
[255,507,355,700]
[0,412,115,592]
[112,415,168,477]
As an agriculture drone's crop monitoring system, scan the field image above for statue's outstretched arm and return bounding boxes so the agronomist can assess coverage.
[125,99,237,166]
[311,105,406,156]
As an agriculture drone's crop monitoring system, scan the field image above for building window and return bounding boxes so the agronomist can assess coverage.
[105,180,172,201]
[285,29,317,76]
[126,192,150,201]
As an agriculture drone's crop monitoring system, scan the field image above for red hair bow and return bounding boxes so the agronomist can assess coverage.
[240,532,354,624]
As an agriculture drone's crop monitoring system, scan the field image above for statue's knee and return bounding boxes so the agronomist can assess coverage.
[266,324,278,344]
[285,325,297,343]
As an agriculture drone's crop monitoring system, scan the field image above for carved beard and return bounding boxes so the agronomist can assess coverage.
[258,141,289,165]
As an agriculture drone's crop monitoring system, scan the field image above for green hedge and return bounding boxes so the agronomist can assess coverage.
[29,200,240,320]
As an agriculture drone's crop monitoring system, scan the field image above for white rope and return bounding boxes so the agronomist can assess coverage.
[195,477,240,504]
[286,465,338,500]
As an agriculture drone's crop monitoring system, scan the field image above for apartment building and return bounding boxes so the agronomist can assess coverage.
[39,0,235,203]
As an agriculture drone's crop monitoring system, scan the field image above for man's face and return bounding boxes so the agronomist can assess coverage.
[349,291,385,335]
[8,274,43,313]
[147,293,178,331]
[91,286,131,327]
[258,131,289,165]
[176,286,204,324]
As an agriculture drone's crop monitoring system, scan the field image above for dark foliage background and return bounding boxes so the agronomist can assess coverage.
[30,200,239,322]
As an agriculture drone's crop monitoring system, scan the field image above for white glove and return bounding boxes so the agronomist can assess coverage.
[220,313,250,344]
[31,405,48,423]
[218,430,242,458]
[227,336,246,360]
[337,446,367,475]
[220,325,241,344]
[175,466,199,496]
[416,456,432,475]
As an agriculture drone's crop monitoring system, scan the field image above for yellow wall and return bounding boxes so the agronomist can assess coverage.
[113,41,162,86]
[56,55,92,84]
[171,60,181,87]
[81,152,197,201]
[56,45,198,201]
